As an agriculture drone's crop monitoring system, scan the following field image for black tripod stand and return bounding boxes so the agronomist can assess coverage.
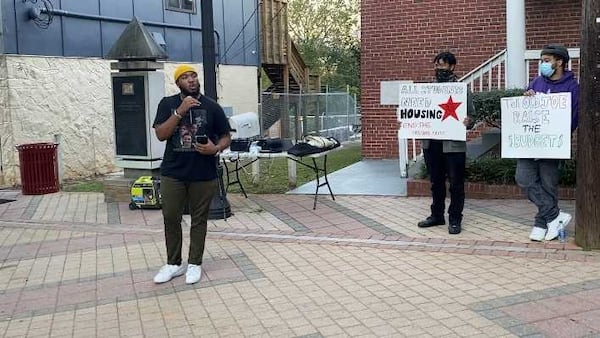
[208,158,231,220]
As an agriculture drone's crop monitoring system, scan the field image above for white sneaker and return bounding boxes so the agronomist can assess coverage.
[529,227,547,241]
[153,264,186,284]
[186,264,202,284]
[545,211,572,241]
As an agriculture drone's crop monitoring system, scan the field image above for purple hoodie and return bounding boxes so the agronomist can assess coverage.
[527,70,580,131]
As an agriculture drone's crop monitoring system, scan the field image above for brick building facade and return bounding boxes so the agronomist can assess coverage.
[361,0,582,159]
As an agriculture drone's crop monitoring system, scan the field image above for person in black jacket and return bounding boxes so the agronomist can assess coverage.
[417,52,474,235]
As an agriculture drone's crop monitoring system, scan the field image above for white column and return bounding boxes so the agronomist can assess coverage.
[506,0,527,88]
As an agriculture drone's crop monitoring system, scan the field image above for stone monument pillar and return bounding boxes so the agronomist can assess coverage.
[103,17,167,202]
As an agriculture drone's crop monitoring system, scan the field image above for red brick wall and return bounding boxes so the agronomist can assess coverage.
[361,0,582,159]
[526,1,581,50]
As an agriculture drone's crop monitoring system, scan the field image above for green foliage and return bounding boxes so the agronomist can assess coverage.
[465,158,517,185]
[261,68,273,92]
[288,0,359,47]
[300,43,360,95]
[472,89,524,127]
[417,157,576,187]
[288,0,360,96]
[416,162,428,179]
[558,159,576,187]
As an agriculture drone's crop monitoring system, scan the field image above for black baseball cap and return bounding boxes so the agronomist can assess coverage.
[541,44,570,63]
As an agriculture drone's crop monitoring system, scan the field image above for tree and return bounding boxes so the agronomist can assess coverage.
[575,0,600,249]
[287,0,360,95]
[288,0,359,47]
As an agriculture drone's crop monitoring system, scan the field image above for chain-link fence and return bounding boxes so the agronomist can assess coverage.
[260,92,360,142]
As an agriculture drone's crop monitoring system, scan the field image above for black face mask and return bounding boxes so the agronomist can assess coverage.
[435,69,455,82]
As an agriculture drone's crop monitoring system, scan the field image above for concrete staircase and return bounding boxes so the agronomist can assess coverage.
[260,0,319,95]
[466,127,501,160]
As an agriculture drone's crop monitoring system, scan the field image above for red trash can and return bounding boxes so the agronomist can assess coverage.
[16,143,60,195]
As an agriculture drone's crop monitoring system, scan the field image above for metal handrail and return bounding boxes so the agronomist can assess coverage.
[459,48,581,90]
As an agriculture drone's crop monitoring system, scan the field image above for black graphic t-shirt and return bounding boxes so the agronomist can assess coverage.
[153,94,231,181]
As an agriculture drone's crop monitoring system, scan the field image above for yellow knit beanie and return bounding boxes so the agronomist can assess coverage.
[173,64,197,83]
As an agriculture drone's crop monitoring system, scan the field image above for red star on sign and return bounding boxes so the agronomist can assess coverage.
[438,96,462,121]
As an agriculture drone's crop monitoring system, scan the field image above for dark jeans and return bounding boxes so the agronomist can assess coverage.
[160,175,218,266]
[515,159,560,229]
[423,141,466,224]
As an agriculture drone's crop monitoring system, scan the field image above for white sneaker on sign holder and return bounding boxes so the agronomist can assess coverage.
[545,211,572,241]
[529,227,547,242]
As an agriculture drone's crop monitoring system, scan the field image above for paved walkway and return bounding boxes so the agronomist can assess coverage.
[0,190,599,337]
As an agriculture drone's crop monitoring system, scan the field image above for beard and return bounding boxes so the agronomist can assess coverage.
[178,84,200,97]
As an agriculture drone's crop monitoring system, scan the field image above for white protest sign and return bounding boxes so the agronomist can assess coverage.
[501,93,571,159]
[397,82,468,141]
[381,80,414,178]
[380,80,413,105]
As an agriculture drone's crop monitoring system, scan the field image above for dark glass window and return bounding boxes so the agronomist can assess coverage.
[182,0,194,11]
[166,0,196,13]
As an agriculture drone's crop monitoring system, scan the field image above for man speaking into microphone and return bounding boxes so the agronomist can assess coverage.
[152,65,231,285]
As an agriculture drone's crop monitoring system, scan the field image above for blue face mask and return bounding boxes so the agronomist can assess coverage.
[540,62,555,77]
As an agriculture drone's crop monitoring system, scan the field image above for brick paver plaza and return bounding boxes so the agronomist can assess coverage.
[1,190,599,337]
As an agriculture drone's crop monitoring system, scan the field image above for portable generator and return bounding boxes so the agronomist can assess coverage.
[129,176,162,210]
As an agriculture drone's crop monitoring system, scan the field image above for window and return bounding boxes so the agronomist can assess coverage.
[166,0,196,13]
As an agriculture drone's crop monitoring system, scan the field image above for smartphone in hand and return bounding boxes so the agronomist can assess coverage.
[195,135,208,144]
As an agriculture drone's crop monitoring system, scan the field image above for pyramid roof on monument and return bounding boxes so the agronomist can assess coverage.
[106,16,167,60]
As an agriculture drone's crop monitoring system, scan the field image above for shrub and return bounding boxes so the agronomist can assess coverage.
[471,89,523,127]
[558,159,576,186]
[417,157,576,187]
[466,157,516,185]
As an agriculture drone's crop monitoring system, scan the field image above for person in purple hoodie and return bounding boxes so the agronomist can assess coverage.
[516,44,579,242]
